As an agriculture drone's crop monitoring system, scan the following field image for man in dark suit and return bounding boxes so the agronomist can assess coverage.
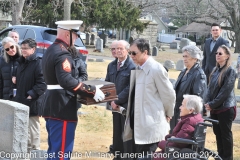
[202,23,230,83]
[105,40,135,159]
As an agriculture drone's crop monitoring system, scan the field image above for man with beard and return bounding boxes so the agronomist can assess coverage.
[41,20,105,160]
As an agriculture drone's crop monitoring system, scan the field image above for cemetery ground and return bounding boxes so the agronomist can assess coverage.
[39,46,240,160]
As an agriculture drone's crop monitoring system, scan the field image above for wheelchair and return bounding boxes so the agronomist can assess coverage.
[164,117,222,160]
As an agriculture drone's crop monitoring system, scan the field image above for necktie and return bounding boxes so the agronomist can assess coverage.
[117,62,122,71]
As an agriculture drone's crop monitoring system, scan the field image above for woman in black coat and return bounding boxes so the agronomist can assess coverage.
[0,37,21,100]
[170,45,207,132]
[205,45,236,160]
[13,38,46,152]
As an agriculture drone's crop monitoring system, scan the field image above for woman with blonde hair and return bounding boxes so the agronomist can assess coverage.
[0,37,21,100]
[205,45,236,160]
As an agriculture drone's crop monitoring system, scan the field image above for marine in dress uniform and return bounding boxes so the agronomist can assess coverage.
[41,20,105,160]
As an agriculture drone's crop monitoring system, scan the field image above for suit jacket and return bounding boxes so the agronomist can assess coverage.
[202,37,229,78]
[123,57,176,144]
[105,56,136,109]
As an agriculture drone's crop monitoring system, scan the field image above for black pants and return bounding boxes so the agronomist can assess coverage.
[170,106,180,133]
[130,129,158,160]
[211,107,234,160]
[112,112,132,160]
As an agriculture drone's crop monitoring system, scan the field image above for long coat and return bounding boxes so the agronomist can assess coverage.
[15,54,46,116]
[202,37,229,79]
[0,53,20,100]
[170,63,206,131]
[123,57,176,144]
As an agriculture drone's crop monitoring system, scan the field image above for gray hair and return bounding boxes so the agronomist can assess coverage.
[118,40,130,50]
[182,45,203,62]
[2,37,21,63]
[183,94,203,114]
[8,30,19,37]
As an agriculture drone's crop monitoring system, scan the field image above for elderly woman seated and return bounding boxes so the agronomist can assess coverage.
[153,95,203,160]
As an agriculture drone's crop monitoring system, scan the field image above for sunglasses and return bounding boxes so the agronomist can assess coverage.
[128,51,139,56]
[5,45,14,52]
[215,52,223,55]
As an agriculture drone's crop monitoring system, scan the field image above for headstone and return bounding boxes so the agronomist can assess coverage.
[170,42,178,49]
[152,46,158,56]
[85,33,90,45]
[96,59,104,62]
[99,33,108,48]
[231,61,237,73]
[129,36,134,45]
[0,100,29,154]
[176,60,185,71]
[164,60,175,70]
[90,34,96,45]
[178,38,191,53]
[95,38,103,52]
[88,58,95,62]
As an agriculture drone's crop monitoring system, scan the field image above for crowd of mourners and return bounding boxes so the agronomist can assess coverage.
[0,21,237,160]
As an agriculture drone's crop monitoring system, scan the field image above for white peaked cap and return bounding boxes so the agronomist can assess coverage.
[55,20,83,31]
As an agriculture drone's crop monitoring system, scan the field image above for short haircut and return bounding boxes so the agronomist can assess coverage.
[183,94,203,114]
[131,38,151,55]
[8,30,19,37]
[182,45,203,62]
[21,38,37,48]
[118,40,130,50]
[211,23,221,29]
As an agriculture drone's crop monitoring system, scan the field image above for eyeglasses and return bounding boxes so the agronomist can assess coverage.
[5,45,14,52]
[128,51,139,56]
[109,48,116,51]
[215,52,223,55]
[21,47,32,50]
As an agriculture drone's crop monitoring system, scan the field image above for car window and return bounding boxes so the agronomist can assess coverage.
[14,28,27,41]
[24,29,36,39]
[0,29,12,42]
[75,38,84,47]
[43,30,57,42]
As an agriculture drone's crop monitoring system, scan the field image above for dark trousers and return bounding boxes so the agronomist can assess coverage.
[211,107,234,160]
[112,112,125,158]
[170,106,180,133]
[131,129,158,160]
[45,118,77,160]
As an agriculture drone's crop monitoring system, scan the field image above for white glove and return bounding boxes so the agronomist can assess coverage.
[93,85,105,102]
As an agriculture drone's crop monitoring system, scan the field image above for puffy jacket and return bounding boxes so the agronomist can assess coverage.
[0,53,20,100]
[14,53,46,116]
[205,66,237,110]
[158,113,203,150]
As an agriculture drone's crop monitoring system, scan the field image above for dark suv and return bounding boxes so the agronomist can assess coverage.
[0,25,88,65]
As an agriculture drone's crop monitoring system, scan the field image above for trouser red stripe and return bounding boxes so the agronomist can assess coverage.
[60,121,67,160]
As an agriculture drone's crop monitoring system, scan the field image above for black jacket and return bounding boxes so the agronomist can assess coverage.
[0,53,20,100]
[170,63,206,132]
[202,37,229,78]
[73,55,88,109]
[14,53,46,116]
[42,39,95,121]
[175,63,207,110]
[105,56,136,109]
[205,66,237,110]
